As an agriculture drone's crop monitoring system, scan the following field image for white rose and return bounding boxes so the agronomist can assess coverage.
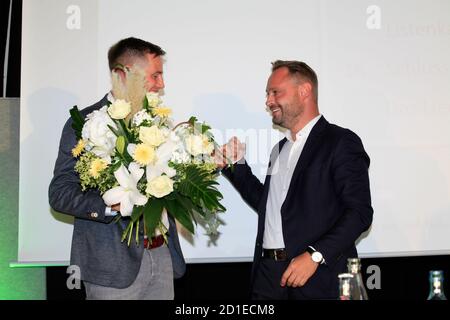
[139,125,166,147]
[82,106,117,159]
[108,99,131,119]
[185,135,203,156]
[146,92,162,108]
[185,134,214,156]
[146,175,174,198]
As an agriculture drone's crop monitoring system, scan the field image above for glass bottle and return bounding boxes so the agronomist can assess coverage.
[347,258,369,300]
[427,270,447,300]
[338,273,354,300]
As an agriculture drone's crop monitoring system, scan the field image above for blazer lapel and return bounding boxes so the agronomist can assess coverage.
[267,138,288,176]
[281,116,329,212]
[258,138,288,215]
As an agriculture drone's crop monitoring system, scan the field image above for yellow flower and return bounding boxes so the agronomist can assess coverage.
[153,107,172,118]
[89,158,108,178]
[72,139,86,157]
[133,144,156,166]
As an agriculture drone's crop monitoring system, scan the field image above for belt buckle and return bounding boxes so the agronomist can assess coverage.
[273,249,281,261]
[274,249,286,261]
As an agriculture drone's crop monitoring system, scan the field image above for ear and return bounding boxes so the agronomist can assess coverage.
[112,68,126,83]
[298,82,312,99]
[112,63,132,83]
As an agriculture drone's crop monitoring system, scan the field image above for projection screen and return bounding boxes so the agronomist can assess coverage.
[17,0,450,265]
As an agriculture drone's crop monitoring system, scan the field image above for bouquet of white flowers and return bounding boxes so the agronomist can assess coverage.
[70,78,225,246]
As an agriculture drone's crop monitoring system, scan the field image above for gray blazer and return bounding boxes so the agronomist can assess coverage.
[49,95,186,288]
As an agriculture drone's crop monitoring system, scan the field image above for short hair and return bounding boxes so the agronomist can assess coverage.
[271,60,318,102]
[107,37,166,71]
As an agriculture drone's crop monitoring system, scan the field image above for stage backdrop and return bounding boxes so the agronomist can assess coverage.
[17,0,450,265]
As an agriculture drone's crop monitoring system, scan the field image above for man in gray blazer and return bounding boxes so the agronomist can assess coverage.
[49,37,185,300]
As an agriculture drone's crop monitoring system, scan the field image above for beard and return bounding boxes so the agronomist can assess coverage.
[270,101,303,130]
[271,109,284,126]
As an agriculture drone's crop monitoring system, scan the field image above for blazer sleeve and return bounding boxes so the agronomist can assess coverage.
[48,118,114,223]
[312,130,373,268]
[221,160,264,213]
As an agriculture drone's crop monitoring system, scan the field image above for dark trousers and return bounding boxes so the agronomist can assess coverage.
[252,258,339,300]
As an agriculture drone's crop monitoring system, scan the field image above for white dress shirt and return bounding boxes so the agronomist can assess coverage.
[263,115,322,249]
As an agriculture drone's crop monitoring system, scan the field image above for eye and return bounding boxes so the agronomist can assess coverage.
[266,90,277,97]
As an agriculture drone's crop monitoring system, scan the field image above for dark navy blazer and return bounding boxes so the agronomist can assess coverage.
[223,116,373,298]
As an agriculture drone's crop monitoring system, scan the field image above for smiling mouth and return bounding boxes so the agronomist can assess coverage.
[270,108,281,115]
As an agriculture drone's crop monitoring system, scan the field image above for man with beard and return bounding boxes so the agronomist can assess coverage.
[216,60,373,299]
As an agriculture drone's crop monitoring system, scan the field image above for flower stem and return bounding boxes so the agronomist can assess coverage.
[135,219,140,245]
[127,221,134,246]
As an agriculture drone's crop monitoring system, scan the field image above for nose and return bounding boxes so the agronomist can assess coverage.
[148,75,165,92]
[157,75,165,90]
[266,94,274,108]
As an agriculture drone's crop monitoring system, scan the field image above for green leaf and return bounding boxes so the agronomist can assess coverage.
[177,165,226,212]
[131,205,144,223]
[188,116,198,125]
[110,160,122,173]
[175,193,195,213]
[121,221,133,243]
[108,124,121,137]
[164,198,195,234]
[201,123,211,134]
[116,136,126,155]
[118,119,132,142]
[143,198,164,237]
[143,95,149,110]
[69,106,85,140]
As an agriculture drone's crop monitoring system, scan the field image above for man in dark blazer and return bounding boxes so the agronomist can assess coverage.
[49,38,185,299]
[218,60,373,299]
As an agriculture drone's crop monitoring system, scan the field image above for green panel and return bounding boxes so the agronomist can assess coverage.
[0,98,46,300]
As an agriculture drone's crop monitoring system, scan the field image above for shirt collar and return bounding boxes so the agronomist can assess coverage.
[285,114,322,142]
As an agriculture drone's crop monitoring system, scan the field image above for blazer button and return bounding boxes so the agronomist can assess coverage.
[90,212,98,218]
